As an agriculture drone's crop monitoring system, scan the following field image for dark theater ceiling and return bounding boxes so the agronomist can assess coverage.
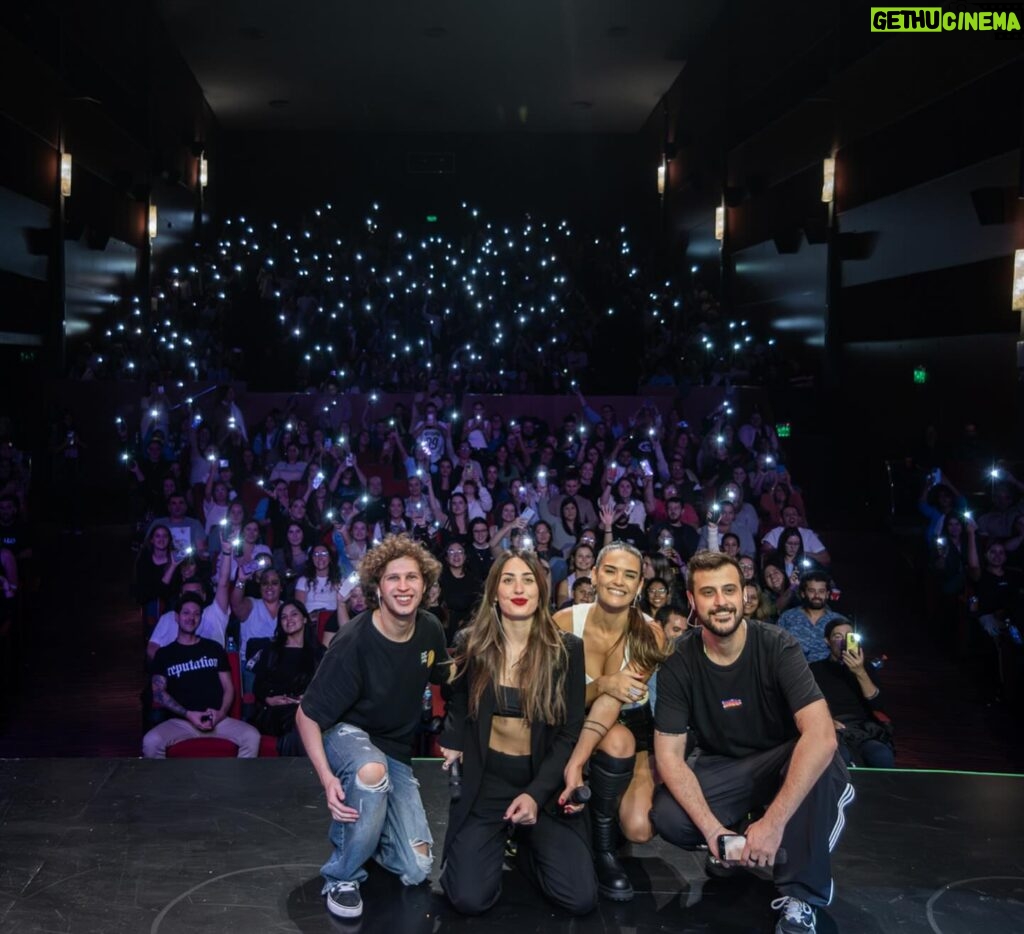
[157,0,723,133]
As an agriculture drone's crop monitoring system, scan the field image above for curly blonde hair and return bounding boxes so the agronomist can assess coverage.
[357,534,442,592]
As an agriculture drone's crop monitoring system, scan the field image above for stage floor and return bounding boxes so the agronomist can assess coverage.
[0,759,1021,933]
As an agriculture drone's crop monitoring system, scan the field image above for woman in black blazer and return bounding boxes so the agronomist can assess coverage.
[438,549,597,916]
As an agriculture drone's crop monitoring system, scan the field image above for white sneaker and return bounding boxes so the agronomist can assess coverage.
[326,880,362,918]
[772,895,816,933]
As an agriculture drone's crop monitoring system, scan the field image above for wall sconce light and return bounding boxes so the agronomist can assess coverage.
[657,160,666,196]
[60,152,73,198]
[714,205,725,241]
[821,156,836,203]
[148,204,158,241]
[199,154,209,189]
[1013,249,1024,311]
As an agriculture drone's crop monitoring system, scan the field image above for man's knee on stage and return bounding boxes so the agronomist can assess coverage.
[649,785,704,849]
[399,839,432,886]
[355,761,389,793]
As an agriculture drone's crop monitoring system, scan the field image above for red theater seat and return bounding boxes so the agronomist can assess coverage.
[228,643,280,757]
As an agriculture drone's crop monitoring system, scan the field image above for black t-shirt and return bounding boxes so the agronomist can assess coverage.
[467,544,495,580]
[809,658,878,723]
[610,521,647,551]
[975,568,1024,615]
[152,638,229,713]
[649,522,699,562]
[252,644,323,701]
[300,609,451,763]
[655,621,822,758]
[439,567,482,629]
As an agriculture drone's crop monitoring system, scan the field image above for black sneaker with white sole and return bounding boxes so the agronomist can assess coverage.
[326,880,362,919]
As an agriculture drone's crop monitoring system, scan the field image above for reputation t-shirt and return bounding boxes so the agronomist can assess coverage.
[152,638,229,713]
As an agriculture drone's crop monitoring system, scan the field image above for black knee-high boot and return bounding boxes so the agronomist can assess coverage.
[589,750,635,901]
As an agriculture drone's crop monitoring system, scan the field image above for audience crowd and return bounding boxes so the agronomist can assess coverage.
[67,201,797,394]
[19,203,1022,765]
[911,434,1024,708]
[120,353,899,767]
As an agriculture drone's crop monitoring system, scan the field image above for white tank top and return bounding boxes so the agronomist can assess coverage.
[571,602,649,710]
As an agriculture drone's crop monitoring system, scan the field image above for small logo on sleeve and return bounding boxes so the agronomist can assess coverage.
[421,650,435,668]
[721,698,743,710]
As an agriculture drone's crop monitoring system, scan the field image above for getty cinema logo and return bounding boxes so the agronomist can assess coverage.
[871,6,1022,30]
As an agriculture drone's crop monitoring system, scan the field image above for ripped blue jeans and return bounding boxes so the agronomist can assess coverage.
[320,723,433,890]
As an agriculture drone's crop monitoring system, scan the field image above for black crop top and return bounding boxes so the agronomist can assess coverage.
[494,684,525,719]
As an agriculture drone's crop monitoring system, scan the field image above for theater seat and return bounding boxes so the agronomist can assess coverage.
[227,651,244,719]
[317,610,333,645]
[228,640,280,757]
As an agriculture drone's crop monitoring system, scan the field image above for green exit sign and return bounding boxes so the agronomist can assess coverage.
[913,365,928,385]
[776,422,791,439]
[426,214,438,223]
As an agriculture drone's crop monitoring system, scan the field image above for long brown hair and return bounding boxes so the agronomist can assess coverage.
[596,541,670,673]
[457,550,568,725]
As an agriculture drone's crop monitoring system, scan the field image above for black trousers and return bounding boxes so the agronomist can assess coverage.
[650,741,854,908]
[441,750,597,916]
